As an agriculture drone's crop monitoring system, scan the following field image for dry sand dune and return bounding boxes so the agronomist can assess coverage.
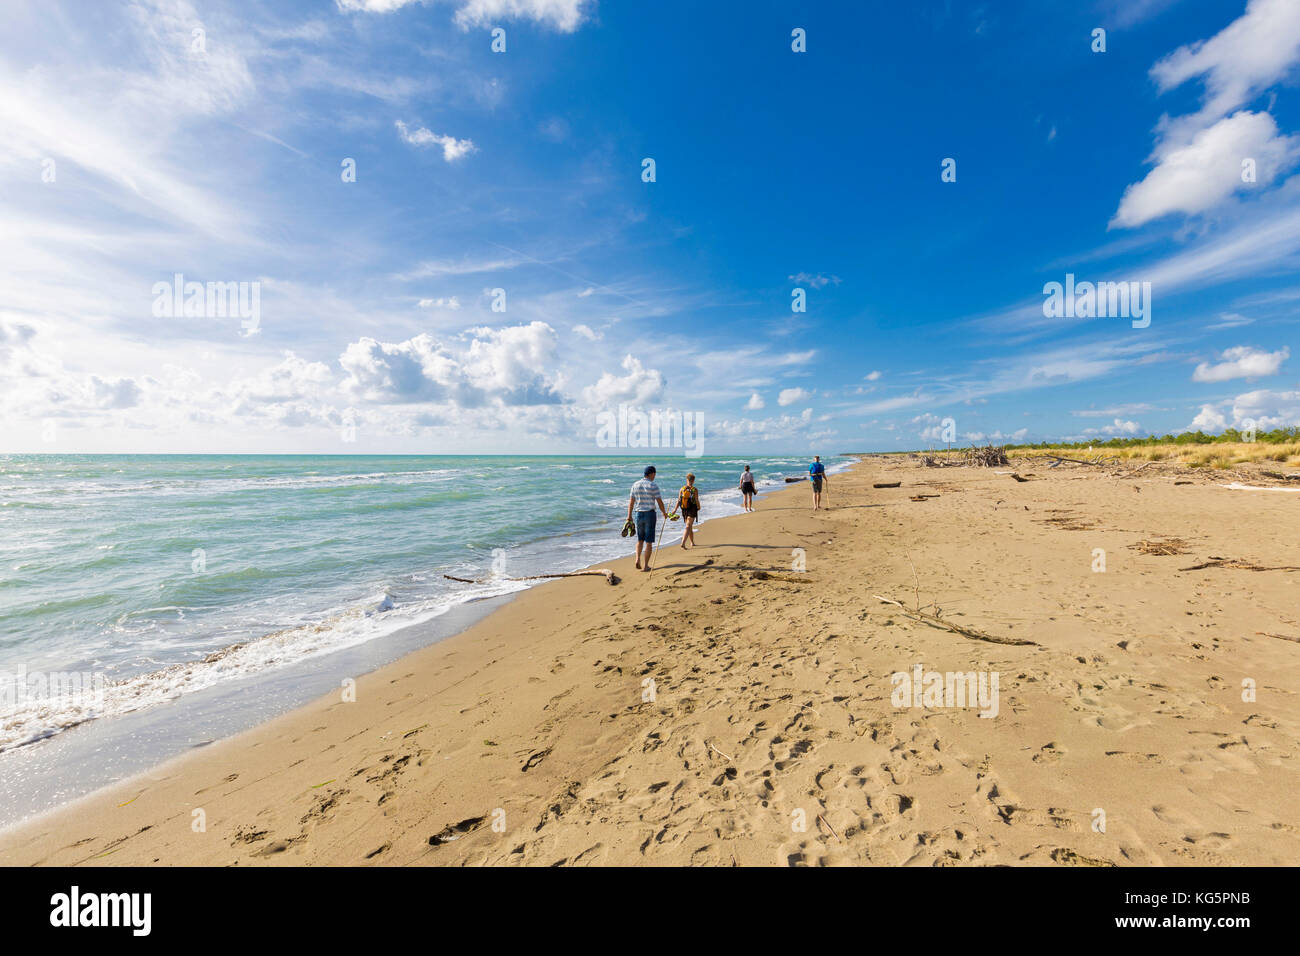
[3,457,1298,866]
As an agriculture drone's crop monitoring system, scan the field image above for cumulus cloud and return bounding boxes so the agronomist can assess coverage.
[87,375,143,409]
[745,392,765,410]
[1188,388,1300,431]
[0,319,147,416]
[777,387,810,406]
[1113,0,1300,227]
[340,322,563,406]
[865,370,881,381]
[1082,418,1142,437]
[419,296,461,310]
[581,354,665,407]
[1190,403,1229,431]
[1192,345,1289,382]
[572,323,602,340]
[1112,111,1300,227]
[395,120,476,161]
[709,407,813,441]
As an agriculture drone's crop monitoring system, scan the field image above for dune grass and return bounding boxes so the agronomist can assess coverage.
[1007,441,1300,469]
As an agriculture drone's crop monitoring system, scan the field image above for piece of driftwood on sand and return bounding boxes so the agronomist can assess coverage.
[873,594,1038,646]
[444,569,620,586]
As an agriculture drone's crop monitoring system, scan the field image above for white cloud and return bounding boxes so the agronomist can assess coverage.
[745,392,765,410]
[1082,418,1142,437]
[963,428,1030,442]
[1192,345,1289,382]
[709,407,813,441]
[572,323,601,340]
[452,0,590,31]
[865,370,881,381]
[395,120,476,161]
[1151,0,1300,131]
[1189,388,1300,431]
[777,387,810,406]
[340,322,563,406]
[788,272,841,289]
[88,375,143,409]
[1207,312,1255,329]
[1072,403,1154,418]
[777,350,816,365]
[418,296,461,310]
[581,354,665,407]
[1112,111,1300,227]
[1190,403,1229,431]
[336,0,590,32]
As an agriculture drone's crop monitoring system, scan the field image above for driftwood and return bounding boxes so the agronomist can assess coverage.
[874,481,902,488]
[873,595,1038,646]
[1010,473,1030,482]
[1131,538,1189,556]
[784,476,807,483]
[444,569,620,586]
[922,444,1009,468]
[1258,631,1300,644]
[1178,558,1300,572]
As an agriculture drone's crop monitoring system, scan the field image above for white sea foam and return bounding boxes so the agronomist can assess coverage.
[0,578,527,753]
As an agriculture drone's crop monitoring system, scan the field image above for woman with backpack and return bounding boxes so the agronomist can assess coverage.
[677,473,700,548]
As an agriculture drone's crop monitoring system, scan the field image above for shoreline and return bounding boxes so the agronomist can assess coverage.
[3,455,1297,866]
[0,461,834,833]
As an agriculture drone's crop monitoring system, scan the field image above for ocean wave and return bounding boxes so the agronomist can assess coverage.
[0,579,526,753]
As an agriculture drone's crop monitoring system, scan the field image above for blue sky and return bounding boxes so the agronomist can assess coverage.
[1,0,1298,454]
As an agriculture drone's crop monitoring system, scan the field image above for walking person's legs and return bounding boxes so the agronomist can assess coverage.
[635,509,657,572]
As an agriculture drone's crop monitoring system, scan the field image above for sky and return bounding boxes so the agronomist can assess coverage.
[1,0,1299,455]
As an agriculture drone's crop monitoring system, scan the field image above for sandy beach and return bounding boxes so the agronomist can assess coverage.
[3,455,1298,867]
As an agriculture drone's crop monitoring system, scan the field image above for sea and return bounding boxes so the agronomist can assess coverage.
[0,454,848,825]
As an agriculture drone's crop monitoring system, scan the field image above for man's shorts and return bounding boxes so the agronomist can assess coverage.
[811,476,823,492]
[634,509,657,543]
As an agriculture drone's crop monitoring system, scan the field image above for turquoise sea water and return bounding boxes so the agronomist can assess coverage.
[0,454,846,753]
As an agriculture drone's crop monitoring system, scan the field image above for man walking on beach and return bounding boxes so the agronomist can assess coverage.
[809,455,828,510]
[628,465,669,571]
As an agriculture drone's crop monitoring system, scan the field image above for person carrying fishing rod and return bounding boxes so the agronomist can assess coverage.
[624,464,671,572]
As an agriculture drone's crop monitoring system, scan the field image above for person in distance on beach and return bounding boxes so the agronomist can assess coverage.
[809,455,828,510]
[628,465,669,571]
[740,464,757,512]
[677,472,700,548]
